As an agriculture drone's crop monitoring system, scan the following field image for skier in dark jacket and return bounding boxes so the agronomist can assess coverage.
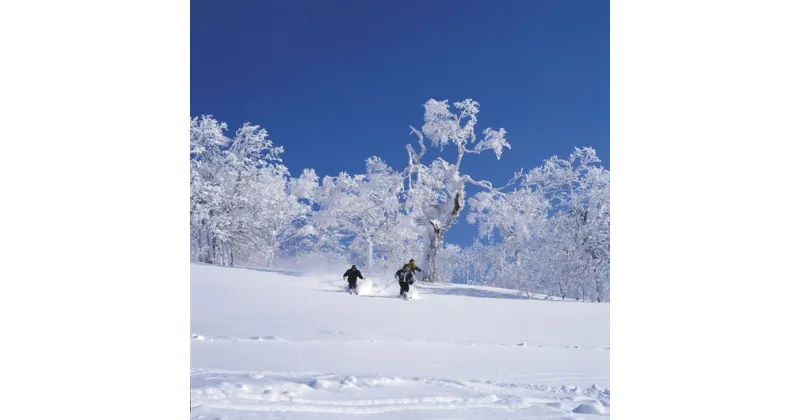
[343,265,364,293]
[395,264,417,298]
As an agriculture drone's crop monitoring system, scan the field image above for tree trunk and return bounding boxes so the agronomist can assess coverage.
[192,227,199,262]
[198,219,210,263]
[206,229,213,264]
[367,239,373,271]
[204,211,216,264]
[421,220,445,283]
[596,279,605,302]
[420,190,463,283]
[211,234,218,265]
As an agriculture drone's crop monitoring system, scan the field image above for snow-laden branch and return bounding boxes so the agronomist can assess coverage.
[462,127,510,159]
[403,126,429,190]
[461,168,524,193]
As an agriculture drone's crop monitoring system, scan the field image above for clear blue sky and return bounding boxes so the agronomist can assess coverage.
[191,0,609,247]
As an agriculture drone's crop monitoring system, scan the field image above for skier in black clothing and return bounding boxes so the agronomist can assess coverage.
[395,264,417,298]
[343,265,364,293]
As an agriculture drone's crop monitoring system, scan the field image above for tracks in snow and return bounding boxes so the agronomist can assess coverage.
[190,333,609,352]
[190,370,610,418]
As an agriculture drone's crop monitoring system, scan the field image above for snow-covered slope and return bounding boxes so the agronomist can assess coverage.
[190,263,610,418]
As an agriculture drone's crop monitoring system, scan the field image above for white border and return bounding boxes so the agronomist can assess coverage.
[3,0,800,418]
[1,1,189,418]
[612,0,799,418]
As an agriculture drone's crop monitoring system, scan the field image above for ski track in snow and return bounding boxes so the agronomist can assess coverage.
[190,333,609,352]
[190,370,610,418]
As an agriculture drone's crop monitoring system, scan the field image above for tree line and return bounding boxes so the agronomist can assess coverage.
[190,99,609,301]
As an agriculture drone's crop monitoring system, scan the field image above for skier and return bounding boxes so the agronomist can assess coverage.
[343,265,364,294]
[407,259,423,277]
[395,264,417,299]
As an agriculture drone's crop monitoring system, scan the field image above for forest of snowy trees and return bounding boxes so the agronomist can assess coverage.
[190,99,610,301]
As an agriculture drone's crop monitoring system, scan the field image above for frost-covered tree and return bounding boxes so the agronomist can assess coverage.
[466,147,610,301]
[432,243,464,284]
[190,115,229,264]
[522,147,609,301]
[404,98,519,282]
[213,122,286,265]
[228,165,317,266]
[311,157,420,272]
[467,177,549,293]
[190,116,315,267]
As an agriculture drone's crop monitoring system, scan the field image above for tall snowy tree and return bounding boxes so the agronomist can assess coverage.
[190,115,229,264]
[403,98,519,282]
[214,122,286,265]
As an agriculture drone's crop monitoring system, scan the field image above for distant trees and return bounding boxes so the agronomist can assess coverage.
[190,98,610,301]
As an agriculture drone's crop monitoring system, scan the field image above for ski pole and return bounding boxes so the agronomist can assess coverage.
[377,279,398,293]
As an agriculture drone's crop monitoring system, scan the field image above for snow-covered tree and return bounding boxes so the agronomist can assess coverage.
[432,243,464,284]
[403,98,519,283]
[190,116,315,267]
[466,175,549,293]
[466,147,610,301]
[311,157,421,272]
[522,147,609,301]
[190,115,229,264]
[213,122,285,265]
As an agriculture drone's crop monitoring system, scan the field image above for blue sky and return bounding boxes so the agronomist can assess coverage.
[191,0,609,247]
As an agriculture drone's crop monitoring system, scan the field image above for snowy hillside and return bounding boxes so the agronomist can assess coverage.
[190,263,610,418]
